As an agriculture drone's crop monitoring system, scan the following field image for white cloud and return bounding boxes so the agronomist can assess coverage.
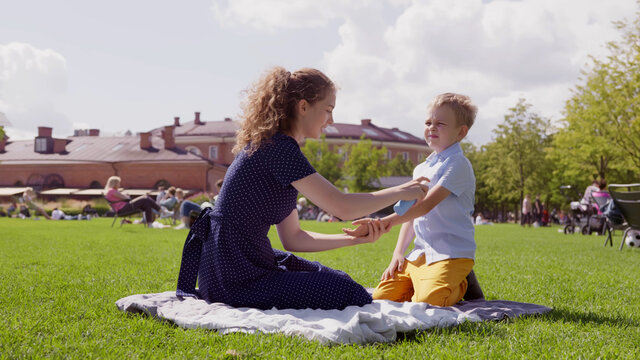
[210,0,636,144]
[0,42,69,139]
[211,0,378,30]
[322,0,636,144]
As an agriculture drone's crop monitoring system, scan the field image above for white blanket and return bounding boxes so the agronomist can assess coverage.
[116,292,551,344]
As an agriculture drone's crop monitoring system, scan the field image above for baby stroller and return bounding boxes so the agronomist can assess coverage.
[585,191,612,235]
[559,185,598,235]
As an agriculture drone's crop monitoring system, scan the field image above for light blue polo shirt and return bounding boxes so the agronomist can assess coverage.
[406,142,476,264]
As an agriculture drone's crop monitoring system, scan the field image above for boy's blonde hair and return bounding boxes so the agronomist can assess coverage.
[428,93,477,128]
[105,176,121,191]
[233,66,335,156]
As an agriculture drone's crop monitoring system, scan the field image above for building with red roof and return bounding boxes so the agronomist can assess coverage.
[0,112,429,195]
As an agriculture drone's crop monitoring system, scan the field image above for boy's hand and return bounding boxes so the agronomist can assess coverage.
[342,218,390,244]
[381,253,406,281]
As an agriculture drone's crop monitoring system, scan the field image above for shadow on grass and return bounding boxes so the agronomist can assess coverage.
[544,308,640,328]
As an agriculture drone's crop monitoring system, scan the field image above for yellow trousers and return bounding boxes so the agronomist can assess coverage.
[372,255,474,306]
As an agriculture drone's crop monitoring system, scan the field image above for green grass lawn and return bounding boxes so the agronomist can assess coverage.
[1,217,639,359]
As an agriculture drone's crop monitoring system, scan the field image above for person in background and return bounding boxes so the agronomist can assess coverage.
[581,180,600,205]
[104,176,162,227]
[533,194,543,226]
[21,187,51,220]
[155,186,167,205]
[521,194,532,227]
[6,200,17,217]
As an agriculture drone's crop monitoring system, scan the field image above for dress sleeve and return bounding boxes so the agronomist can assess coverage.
[270,136,316,186]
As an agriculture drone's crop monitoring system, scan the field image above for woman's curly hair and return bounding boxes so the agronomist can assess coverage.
[233,67,335,155]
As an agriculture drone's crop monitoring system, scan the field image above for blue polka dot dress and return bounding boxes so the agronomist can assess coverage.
[176,133,372,310]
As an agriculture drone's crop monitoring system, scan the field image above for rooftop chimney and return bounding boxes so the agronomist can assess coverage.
[89,129,100,136]
[224,117,232,122]
[38,127,53,137]
[53,138,71,154]
[162,125,175,149]
[139,132,152,149]
[35,127,54,153]
[361,119,372,126]
[174,116,181,126]
[194,112,203,125]
[392,127,399,131]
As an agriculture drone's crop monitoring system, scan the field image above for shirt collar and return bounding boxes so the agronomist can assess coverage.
[425,142,462,164]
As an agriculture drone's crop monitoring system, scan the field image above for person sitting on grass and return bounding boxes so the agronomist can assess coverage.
[345,93,485,306]
[21,187,51,220]
[176,66,427,310]
[51,208,89,220]
[159,186,182,215]
[174,183,220,230]
[104,176,162,227]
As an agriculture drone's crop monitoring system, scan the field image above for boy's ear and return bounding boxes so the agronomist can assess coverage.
[457,125,469,141]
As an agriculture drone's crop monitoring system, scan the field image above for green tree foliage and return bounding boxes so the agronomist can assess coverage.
[386,153,414,176]
[342,134,388,192]
[478,99,553,217]
[300,134,342,185]
[0,126,5,140]
[551,10,640,185]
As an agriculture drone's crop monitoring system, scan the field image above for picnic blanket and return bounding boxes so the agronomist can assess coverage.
[116,291,552,344]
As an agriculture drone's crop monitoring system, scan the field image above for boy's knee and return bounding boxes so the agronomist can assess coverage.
[372,284,412,302]
[414,287,459,307]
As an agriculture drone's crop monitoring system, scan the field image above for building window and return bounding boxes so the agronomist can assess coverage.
[209,146,219,160]
[387,150,392,159]
[362,128,378,137]
[324,126,339,134]
[402,152,409,161]
[34,137,50,153]
[186,146,202,156]
[392,131,410,140]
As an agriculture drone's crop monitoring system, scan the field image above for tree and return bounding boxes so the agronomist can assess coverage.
[386,153,414,176]
[342,134,388,192]
[300,134,342,185]
[0,126,4,140]
[557,8,640,181]
[478,99,553,219]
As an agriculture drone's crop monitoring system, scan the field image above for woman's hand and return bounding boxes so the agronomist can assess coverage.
[396,177,430,201]
[342,218,390,244]
[381,252,407,281]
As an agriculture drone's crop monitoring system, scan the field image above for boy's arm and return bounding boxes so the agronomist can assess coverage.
[384,185,451,227]
[350,185,452,230]
[381,221,415,281]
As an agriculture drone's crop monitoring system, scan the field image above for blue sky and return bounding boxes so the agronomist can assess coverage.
[0,0,636,145]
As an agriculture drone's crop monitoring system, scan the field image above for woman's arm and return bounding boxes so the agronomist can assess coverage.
[275,210,389,253]
[292,173,428,221]
[347,184,451,231]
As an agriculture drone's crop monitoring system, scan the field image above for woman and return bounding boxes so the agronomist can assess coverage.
[104,176,161,227]
[176,67,427,310]
[21,187,51,220]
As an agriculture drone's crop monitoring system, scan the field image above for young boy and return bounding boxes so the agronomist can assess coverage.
[348,92,484,306]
